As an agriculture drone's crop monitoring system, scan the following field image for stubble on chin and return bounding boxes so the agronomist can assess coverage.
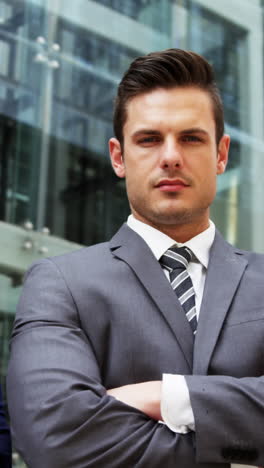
[145,207,196,226]
[131,200,195,227]
[131,196,210,230]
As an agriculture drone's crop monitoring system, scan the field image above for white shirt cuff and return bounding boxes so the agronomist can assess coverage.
[161,373,195,433]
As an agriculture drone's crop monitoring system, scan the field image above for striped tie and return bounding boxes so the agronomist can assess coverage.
[160,246,197,334]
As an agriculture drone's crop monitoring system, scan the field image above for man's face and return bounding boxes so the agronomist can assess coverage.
[109,86,229,236]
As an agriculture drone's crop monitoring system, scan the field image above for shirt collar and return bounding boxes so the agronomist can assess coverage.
[126,214,215,269]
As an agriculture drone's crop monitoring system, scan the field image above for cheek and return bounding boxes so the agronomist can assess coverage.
[194,166,217,198]
[125,172,141,197]
[196,158,218,181]
[126,158,152,181]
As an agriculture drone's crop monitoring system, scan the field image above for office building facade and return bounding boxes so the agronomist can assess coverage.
[0,0,262,464]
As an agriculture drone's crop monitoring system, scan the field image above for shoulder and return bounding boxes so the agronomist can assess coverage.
[211,231,264,278]
[214,229,264,262]
[235,247,264,268]
[26,222,140,279]
[50,241,111,268]
[227,241,264,273]
[25,241,113,283]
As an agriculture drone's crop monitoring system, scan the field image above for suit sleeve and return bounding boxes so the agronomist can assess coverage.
[185,374,264,466]
[7,259,221,468]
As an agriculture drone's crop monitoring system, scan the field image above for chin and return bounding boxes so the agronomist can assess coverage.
[148,208,193,225]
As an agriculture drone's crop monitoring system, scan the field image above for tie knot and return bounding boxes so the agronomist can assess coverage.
[160,246,192,272]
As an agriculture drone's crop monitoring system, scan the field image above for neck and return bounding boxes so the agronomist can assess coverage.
[156,222,210,243]
[132,214,210,243]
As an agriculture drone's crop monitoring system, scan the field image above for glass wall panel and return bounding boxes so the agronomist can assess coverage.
[97,0,171,33]
[0,274,20,391]
[186,1,257,250]
[0,0,172,245]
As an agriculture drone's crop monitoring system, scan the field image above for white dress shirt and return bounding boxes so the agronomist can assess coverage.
[127,214,215,434]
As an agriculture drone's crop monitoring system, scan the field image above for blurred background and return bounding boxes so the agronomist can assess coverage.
[0,0,262,465]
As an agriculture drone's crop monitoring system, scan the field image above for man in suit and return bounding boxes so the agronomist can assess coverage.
[0,384,12,467]
[7,49,264,467]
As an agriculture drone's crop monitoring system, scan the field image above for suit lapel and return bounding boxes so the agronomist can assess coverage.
[110,224,194,371]
[193,230,248,375]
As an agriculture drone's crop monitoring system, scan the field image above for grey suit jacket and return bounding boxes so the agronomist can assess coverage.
[7,224,264,467]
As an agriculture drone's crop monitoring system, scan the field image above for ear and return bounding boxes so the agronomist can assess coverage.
[109,138,125,178]
[217,134,230,175]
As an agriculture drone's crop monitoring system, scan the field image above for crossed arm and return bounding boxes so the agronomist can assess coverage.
[7,259,207,468]
[107,382,263,468]
[107,381,162,421]
[7,259,264,467]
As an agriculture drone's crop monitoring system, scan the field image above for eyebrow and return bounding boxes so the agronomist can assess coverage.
[132,129,162,138]
[179,127,209,136]
[132,127,209,138]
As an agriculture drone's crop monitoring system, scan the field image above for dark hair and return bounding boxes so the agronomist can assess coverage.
[113,48,224,147]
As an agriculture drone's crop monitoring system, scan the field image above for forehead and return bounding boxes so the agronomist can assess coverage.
[124,86,215,134]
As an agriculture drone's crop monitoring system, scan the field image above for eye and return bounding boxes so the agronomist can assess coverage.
[181,135,202,143]
[137,135,161,145]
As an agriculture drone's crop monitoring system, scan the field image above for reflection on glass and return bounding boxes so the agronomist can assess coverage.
[0,0,165,244]
[187,1,249,247]
[97,0,171,33]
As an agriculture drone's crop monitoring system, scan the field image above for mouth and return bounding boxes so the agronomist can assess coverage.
[155,179,190,192]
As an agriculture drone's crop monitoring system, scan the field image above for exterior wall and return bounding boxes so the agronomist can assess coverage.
[0,1,263,465]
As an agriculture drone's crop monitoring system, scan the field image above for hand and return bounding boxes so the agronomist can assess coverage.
[107,381,162,421]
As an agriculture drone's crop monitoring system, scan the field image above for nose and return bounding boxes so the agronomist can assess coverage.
[159,138,183,170]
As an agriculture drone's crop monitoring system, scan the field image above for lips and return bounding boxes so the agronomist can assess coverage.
[156,179,189,192]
